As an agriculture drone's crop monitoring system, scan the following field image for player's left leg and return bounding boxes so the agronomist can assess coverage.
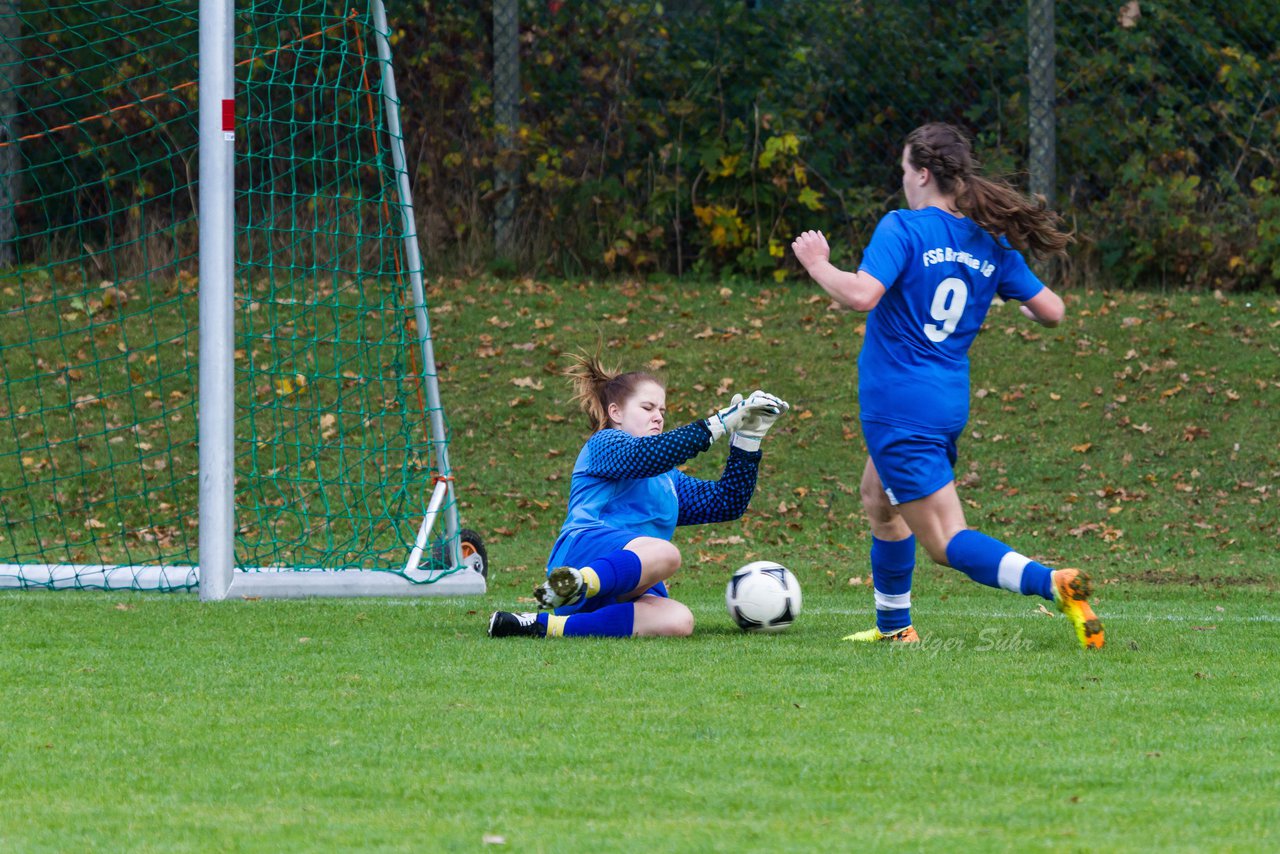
[488,595,688,639]
[487,607,632,638]
[535,537,677,610]
[898,484,1104,650]
[535,547,644,609]
[900,481,1052,595]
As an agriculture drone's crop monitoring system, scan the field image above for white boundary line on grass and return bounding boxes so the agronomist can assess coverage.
[363,599,1280,624]
[804,606,1280,623]
[181,597,1280,623]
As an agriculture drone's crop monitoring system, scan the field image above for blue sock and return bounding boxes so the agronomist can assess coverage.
[945,530,1055,600]
[581,549,643,600]
[546,604,636,638]
[871,535,915,633]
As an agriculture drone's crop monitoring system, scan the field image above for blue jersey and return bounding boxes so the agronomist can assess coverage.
[548,421,760,568]
[857,208,1044,431]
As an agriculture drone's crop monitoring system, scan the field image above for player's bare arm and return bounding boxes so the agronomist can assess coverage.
[1019,286,1065,327]
[791,230,887,312]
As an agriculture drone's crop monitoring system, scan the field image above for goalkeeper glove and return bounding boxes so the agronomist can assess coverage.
[730,390,789,452]
[706,390,788,444]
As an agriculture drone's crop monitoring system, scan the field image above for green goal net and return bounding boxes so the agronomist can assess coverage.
[0,1,484,594]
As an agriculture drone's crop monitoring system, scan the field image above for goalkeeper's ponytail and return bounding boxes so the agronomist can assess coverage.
[564,351,662,432]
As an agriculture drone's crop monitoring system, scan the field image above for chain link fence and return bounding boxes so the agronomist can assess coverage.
[3,1,1271,287]
[491,0,518,257]
[435,0,1272,287]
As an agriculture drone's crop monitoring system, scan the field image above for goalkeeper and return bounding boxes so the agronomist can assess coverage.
[488,352,788,639]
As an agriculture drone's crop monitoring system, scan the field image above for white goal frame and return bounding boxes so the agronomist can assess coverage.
[1,0,484,598]
[196,0,483,600]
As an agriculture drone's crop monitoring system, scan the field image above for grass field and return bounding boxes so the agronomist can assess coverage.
[3,277,1279,851]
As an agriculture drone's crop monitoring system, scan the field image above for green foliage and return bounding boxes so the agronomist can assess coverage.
[389,0,1276,288]
[1057,2,1279,289]
[7,2,199,275]
[4,0,1276,287]
[390,1,1037,277]
[1250,177,1280,280]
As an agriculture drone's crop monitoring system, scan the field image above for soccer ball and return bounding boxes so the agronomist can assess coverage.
[725,561,802,633]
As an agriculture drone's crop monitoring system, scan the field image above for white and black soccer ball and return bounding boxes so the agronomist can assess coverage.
[725,561,802,633]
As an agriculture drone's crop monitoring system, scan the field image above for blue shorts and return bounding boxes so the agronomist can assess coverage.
[861,420,960,505]
[547,525,668,615]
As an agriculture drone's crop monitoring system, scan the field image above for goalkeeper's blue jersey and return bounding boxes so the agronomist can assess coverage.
[856,207,1045,431]
[548,421,760,567]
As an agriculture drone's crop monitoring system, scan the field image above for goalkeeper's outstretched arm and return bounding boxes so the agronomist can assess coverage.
[582,390,789,480]
[672,388,789,523]
[582,420,714,480]
[673,445,761,526]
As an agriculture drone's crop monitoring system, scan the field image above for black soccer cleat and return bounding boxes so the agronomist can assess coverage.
[487,611,545,638]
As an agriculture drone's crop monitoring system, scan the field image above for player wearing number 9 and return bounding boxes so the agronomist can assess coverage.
[791,122,1104,650]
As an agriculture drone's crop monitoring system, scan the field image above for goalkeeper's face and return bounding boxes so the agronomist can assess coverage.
[608,380,667,437]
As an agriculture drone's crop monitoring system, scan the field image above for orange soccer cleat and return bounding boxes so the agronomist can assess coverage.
[1052,568,1105,650]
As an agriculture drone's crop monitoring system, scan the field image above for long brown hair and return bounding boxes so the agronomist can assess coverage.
[905,122,1073,259]
[564,351,663,432]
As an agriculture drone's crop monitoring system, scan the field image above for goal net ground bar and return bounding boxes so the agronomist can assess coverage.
[0,564,485,597]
